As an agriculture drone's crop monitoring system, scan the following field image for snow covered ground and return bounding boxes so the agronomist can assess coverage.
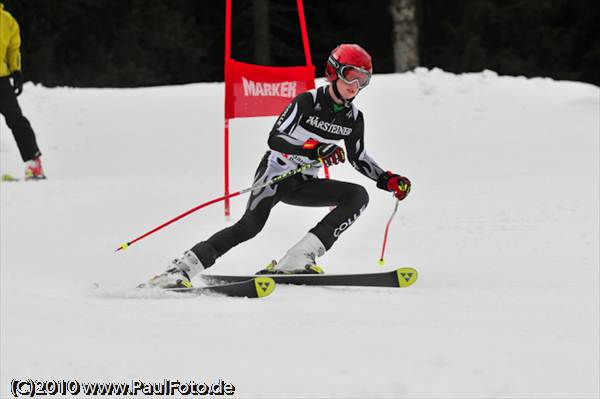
[1,69,598,398]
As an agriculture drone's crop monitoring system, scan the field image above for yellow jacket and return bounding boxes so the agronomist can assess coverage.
[0,3,21,77]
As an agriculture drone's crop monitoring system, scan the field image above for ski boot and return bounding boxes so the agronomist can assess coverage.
[146,250,202,289]
[147,267,192,289]
[255,233,326,275]
[25,157,46,181]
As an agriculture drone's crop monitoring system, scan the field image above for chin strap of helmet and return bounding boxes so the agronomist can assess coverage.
[331,79,354,108]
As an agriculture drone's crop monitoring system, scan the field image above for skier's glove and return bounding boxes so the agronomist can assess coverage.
[10,71,23,97]
[377,171,411,200]
[305,140,346,167]
[317,143,346,166]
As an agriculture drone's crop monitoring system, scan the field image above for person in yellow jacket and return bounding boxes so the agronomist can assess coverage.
[0,2,45,180]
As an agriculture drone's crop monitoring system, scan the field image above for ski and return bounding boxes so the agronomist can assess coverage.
[201,267,417,288]
[1,174,19,182]
[1,174,46,182]
[159,277,276,298]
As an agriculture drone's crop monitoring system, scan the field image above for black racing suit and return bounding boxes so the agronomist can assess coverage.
[190,85,386,268]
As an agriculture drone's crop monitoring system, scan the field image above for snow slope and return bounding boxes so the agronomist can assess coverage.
[1,69,599,398]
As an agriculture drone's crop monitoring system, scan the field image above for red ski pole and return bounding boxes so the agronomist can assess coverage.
[378,198,400,266]
[116,161,319,252]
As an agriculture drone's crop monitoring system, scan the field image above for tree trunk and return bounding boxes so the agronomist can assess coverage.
[390,0,419,72]
[254,0,271,65]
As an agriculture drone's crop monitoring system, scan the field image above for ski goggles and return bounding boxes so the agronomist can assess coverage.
[337,64,372,88]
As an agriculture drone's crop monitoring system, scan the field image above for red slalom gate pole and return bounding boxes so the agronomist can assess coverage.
[115,161,319,252]
[322,163,336,212]
[296,0,312,66]
[223,0,232,220]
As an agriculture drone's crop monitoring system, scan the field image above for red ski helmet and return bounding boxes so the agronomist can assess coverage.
[325,44,373,88]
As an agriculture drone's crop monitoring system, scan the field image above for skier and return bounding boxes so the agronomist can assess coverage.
[0,3,46,180]
[148,44,411,288]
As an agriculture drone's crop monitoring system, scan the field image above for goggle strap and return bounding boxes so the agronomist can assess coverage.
[328,55,340,69]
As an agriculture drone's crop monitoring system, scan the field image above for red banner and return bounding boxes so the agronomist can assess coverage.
[225,59,315,119]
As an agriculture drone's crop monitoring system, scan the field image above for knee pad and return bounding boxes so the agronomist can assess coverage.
[352,185,370,208]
